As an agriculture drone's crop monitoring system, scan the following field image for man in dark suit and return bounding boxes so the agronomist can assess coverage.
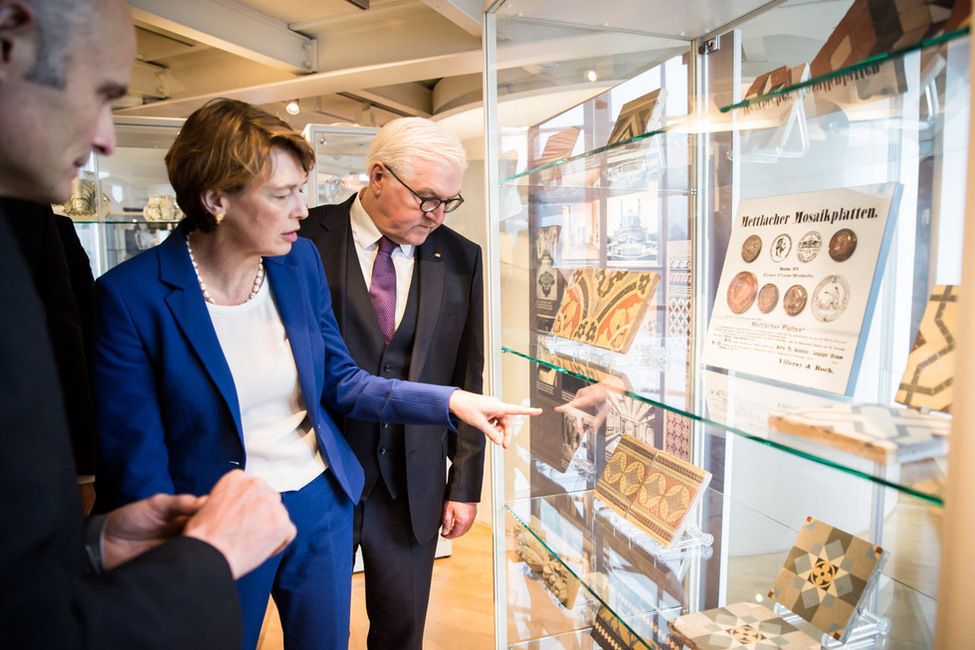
[300,117,484,650]
[4,200,99,512]
[0,0,295,647]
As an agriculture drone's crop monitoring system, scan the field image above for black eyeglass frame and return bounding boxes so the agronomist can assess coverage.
[384,165,464,214]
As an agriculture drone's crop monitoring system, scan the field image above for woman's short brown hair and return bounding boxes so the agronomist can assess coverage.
[166,98,315,232]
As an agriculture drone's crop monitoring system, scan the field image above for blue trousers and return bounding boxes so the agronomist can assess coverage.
[236,471,354,650]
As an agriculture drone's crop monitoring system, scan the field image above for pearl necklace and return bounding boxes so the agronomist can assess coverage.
[185,232,265,305]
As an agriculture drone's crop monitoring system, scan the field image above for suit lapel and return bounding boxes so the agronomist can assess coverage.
[315,206,351,331]
[265,255,319,428]
[160,225,244,436]
[410,241,444,382]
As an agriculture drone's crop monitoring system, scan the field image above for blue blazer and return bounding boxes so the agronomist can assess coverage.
[92,222,456,509]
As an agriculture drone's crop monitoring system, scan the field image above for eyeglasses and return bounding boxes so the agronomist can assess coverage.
[384,165,464,214]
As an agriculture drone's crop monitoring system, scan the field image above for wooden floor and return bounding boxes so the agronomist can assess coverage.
[256,523,496,650]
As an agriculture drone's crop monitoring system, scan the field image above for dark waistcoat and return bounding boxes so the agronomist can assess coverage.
[340,229,420,500]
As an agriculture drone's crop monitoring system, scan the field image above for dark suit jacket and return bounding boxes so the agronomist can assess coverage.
[0,206,243,649]
[92,221,457,509]
[2,199,97,475]
[301,195,485,544]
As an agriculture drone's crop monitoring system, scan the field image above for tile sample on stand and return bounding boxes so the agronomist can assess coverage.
[551,268,660,354]
[768,402,949,464]
[896,284,957,413]
[608,88,668,146]
[669,601,819,650]
[769,516,887,643]
[628,451,712,547]
[594,435,711,548]
[595,434,658,521]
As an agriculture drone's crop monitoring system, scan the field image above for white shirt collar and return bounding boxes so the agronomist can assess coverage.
[350,190,415,258]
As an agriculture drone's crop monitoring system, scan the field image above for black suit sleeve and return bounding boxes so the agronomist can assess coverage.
[444,241,486,504]
[3,201,98,475]
[0,211,242,650]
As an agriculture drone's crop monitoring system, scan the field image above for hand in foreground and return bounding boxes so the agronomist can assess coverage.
[182,470,296,579]
[441,501,477,540]
[448,390,541,448]
[102,492,208,571]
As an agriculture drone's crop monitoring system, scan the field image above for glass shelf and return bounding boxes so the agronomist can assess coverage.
[503,487,937,649]
[721,27,970,114]
[502,345,947,506]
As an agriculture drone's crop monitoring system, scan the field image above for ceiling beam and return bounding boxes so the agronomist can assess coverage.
[419,0,482,37]
[116,49,484,118]
[128,0,317,74]
[353,83,435,117]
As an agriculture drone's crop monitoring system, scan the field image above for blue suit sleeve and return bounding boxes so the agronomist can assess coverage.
[92,275,175,505]
[303,242,458,429]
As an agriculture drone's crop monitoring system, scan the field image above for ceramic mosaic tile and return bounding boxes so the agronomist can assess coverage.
[595,435,658,521]
[768,403,949,464]
[592,606,685,650]
[595,435,711,548]
[810,0,958,77]
[769,516,887,643]
[533,126,581,169]
[552,268,659,354]
[551,269,597,341]
[584,270,660,353]
[628,450,712,547]
[669,601,819,650]
[608,88,668,146]
[896,284,956,414]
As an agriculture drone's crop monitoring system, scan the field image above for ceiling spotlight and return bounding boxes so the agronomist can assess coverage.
[285,99,300,115]
[585,70,598,82]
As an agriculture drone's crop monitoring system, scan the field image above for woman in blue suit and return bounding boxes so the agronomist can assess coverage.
[92,99,537,650]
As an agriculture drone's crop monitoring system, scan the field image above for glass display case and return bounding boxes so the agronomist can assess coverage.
[302,124,378,207]
[484,1,969,647]
[61,117,184,277]
[64,121,381,277]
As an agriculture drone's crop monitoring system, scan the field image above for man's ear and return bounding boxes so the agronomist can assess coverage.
[0,1,35,79]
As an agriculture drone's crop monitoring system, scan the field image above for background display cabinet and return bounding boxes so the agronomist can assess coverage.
[65,121,380,277]
[63,118,184,277]
[484,0,970,648]
[302,124,378,207]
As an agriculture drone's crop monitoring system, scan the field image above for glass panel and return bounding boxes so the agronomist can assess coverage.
[302,125,378,206]
[501,347,938,648]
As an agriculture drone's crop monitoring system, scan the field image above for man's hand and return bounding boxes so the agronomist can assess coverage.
[441,501,477,539]
[448,390,541,448]
[182,470,296,579]
[102,492,207,571]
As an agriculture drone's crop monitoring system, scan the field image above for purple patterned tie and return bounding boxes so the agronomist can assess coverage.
[369,235,397,344]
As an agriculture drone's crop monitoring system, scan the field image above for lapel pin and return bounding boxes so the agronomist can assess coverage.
[434,252,442,259]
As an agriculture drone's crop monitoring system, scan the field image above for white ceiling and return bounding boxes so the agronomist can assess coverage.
[118,0,848,140]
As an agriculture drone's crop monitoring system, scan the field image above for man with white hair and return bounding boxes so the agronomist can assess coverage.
[0,1,295,647]
[300,117,484,650]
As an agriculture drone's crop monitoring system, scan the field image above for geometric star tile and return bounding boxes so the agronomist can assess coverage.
[896,284,957,414]
[669,601,820,649]
[768,516,887,643]
[768,403,949,465]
